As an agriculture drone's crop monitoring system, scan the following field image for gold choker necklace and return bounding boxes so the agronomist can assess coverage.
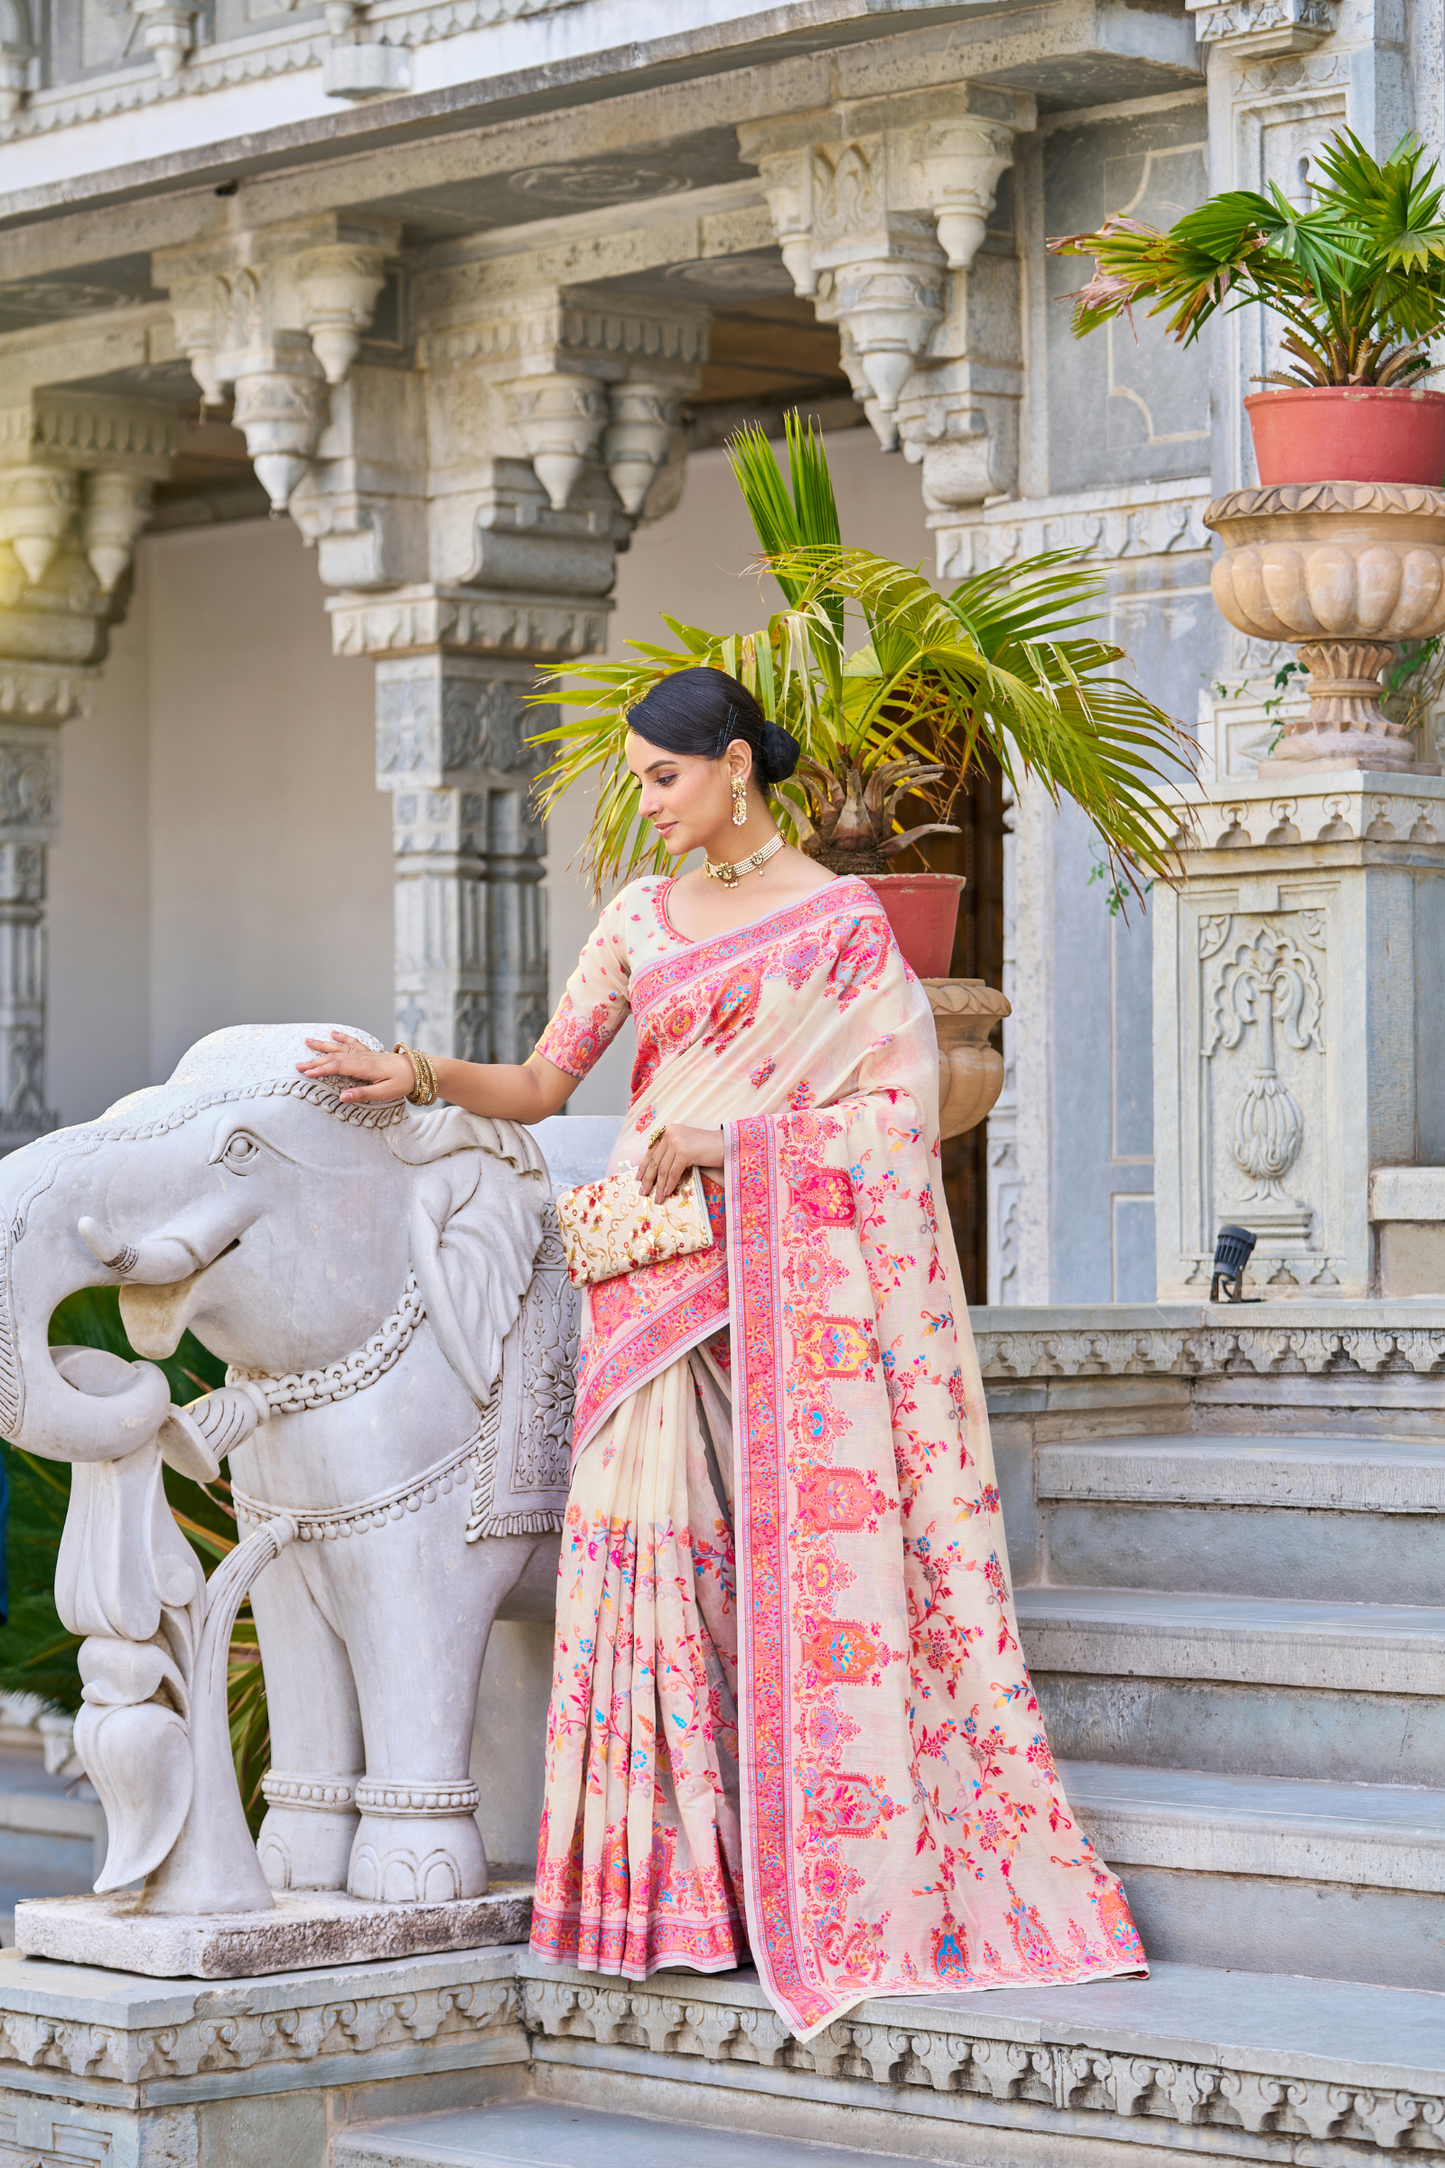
[704,833,784,887]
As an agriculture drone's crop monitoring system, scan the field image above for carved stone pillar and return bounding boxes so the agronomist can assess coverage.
[0,392,175,1147]
[330,593,608,1063]
[741,85,1032,502]
[309,269,703,1061]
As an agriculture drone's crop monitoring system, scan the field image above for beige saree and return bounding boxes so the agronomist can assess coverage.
[530,873,1144,2040]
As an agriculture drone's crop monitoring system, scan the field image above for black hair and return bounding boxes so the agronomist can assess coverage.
[626,667,801,796]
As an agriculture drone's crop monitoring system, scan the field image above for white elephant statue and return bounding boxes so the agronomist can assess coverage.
[0,1024,572,1913]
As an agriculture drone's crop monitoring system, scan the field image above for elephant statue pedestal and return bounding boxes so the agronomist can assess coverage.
[3,1024,575,1979]
[16,1882,534,1980]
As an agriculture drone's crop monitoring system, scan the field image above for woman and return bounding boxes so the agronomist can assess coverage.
[300,666,1144,2040]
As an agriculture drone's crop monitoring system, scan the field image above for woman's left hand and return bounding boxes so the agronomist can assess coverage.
[639,1123,724,1201]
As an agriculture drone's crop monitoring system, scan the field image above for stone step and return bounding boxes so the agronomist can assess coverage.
[1065,1759,1445,1991]
[1021,1586,1445,1784]
[1036,1434,1445,1601]
[333,2098,939,2168]
[516,1953,1445,2167]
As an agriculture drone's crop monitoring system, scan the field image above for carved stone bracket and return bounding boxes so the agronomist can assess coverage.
[132,1,201,79]
[156,217,400,509]
[740,86,1033,470]
[0,391,174,599]
[456,286,707,521]
[1185,0,1335,56]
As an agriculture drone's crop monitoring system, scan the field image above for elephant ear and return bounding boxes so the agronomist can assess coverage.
[387,1107,549,1406]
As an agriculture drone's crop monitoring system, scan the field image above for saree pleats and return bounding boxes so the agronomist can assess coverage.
[532,1345,745,1977]
[530,875,1145,2037]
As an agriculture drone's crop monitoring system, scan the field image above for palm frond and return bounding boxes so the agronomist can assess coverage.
[1049,128,1445,384]
[531,425,1194,898]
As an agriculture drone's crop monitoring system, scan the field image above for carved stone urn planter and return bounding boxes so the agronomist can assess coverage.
[923,979,1009,1140]
[1204,482,1445,774]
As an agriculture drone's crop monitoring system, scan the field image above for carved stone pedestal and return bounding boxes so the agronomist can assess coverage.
[924,978,1009,1140]
[1205,484,1445,775]
[1154,770,1445,1298]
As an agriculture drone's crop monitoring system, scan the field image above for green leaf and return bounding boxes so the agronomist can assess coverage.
[1048,126,1445,382]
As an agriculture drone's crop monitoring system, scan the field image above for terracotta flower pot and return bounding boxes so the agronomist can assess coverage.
[861,872,965,977]
[1245,386,1445,487]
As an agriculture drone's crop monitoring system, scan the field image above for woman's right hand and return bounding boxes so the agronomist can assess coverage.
[297,1033,416,1105]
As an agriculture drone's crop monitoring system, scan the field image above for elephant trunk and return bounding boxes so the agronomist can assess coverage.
[0,1136,250,1466]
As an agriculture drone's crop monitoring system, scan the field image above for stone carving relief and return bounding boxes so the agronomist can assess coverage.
[0,394,172,604]
[131,1,201,76]
[376,673,530,784]
[520,1968,1445,2154]
[507,160,691,206]
[476,296,705,520]
[157,221,398,509]
[1203,917,1324,1243]
[1186,0,1334,54]
[0,737,57,830]
[973,1315,1445,1385]
[941,486,1212,582]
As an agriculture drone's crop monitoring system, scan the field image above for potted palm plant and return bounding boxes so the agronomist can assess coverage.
[532,414,1192,974]
[1049,130,1445,487]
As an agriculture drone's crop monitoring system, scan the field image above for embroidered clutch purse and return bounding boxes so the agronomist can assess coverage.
[554,1161,713,1288]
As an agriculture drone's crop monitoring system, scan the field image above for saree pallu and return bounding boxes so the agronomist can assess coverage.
[531,876,1145,2040]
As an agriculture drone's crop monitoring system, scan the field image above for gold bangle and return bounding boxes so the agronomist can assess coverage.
[395,1042,438,1107]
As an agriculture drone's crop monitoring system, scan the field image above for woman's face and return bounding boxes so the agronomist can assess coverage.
[626,731,749,856]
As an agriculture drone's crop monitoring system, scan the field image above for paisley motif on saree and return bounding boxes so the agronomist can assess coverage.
[531,876,1145,2037]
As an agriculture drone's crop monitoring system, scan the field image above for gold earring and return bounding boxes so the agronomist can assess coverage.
[731,775,748,827]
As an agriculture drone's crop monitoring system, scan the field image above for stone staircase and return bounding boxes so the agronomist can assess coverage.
[1020,1431,1445,1991]
[324,1316,1445,2168]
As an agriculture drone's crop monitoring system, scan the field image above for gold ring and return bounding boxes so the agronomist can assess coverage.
[647,1125,666,1149]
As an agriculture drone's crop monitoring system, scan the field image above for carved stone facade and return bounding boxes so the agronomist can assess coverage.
[0,0,1435,1296]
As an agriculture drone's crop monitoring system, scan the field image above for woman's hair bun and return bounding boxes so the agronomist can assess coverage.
[760,718,801,784]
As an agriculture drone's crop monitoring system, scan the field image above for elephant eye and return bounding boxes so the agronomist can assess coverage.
[217,1131,264,1173]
